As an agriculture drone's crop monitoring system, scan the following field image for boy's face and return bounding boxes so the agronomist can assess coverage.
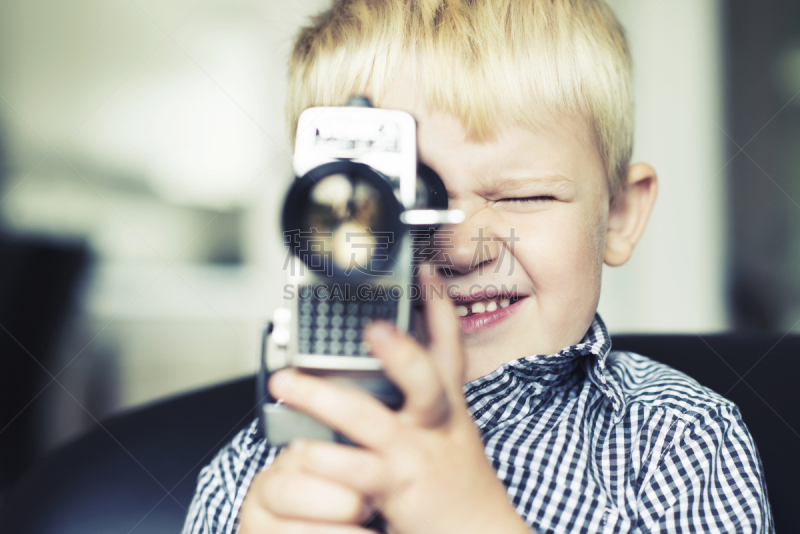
[380,65,611,382]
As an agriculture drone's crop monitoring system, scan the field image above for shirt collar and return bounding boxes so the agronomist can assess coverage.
[463,313,627,431]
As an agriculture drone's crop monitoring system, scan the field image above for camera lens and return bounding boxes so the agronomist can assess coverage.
[283,161,403,277]
[305,173,382,270]
[416,163,449,210]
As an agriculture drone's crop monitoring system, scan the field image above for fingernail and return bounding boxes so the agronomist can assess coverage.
[289,438,306,452]
[270,369,294,395]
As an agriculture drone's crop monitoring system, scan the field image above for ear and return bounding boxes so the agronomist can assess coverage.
[604,163,658,266]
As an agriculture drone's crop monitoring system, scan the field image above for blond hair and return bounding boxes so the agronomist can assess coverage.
[287,0,633,203]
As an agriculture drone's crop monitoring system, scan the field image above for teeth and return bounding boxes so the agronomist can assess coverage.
[457,297,516,317]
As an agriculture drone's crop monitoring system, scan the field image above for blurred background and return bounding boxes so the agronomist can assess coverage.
[0,0,798,500]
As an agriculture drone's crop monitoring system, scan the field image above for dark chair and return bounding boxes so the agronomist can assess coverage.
[0,236,90,492]
[0,334,797,533]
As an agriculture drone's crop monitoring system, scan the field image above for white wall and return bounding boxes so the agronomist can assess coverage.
[599,0,728,333]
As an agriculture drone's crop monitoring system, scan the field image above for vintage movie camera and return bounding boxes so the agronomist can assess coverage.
[259,96,463,445]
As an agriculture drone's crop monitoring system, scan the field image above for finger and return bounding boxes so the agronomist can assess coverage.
[258,469,371,524]
[269,369,398,449]
[363,321,450,427]
[268,522,376,534]
[239,501,377,534]
[266,522,376,534]
[419,269,464,396]
[286,439,392,497]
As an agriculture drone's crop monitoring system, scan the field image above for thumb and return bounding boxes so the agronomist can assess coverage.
[418,269,464,398]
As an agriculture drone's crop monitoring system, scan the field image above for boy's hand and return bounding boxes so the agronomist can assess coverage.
[268,272,532,534]
[238,443,375,533]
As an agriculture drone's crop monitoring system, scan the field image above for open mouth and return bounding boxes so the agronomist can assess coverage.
[453,295,522,318]
[409,289,526,333]
[452,292,526,333]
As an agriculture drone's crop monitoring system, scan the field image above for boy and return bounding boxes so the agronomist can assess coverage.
[184,0,772,532]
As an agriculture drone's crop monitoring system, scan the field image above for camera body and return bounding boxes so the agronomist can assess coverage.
[260,97,460,445]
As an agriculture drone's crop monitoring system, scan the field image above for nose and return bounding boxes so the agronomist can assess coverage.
[436,205,501,277]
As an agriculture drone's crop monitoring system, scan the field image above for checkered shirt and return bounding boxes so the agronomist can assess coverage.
[182,314,773,533]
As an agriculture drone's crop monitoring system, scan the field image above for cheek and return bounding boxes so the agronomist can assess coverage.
[507,209,604,295]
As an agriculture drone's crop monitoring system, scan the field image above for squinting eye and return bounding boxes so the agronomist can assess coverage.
[501,195,556,203]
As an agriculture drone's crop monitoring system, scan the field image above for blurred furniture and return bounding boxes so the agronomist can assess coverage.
[0,334,797,533]
[0,236,89,493]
